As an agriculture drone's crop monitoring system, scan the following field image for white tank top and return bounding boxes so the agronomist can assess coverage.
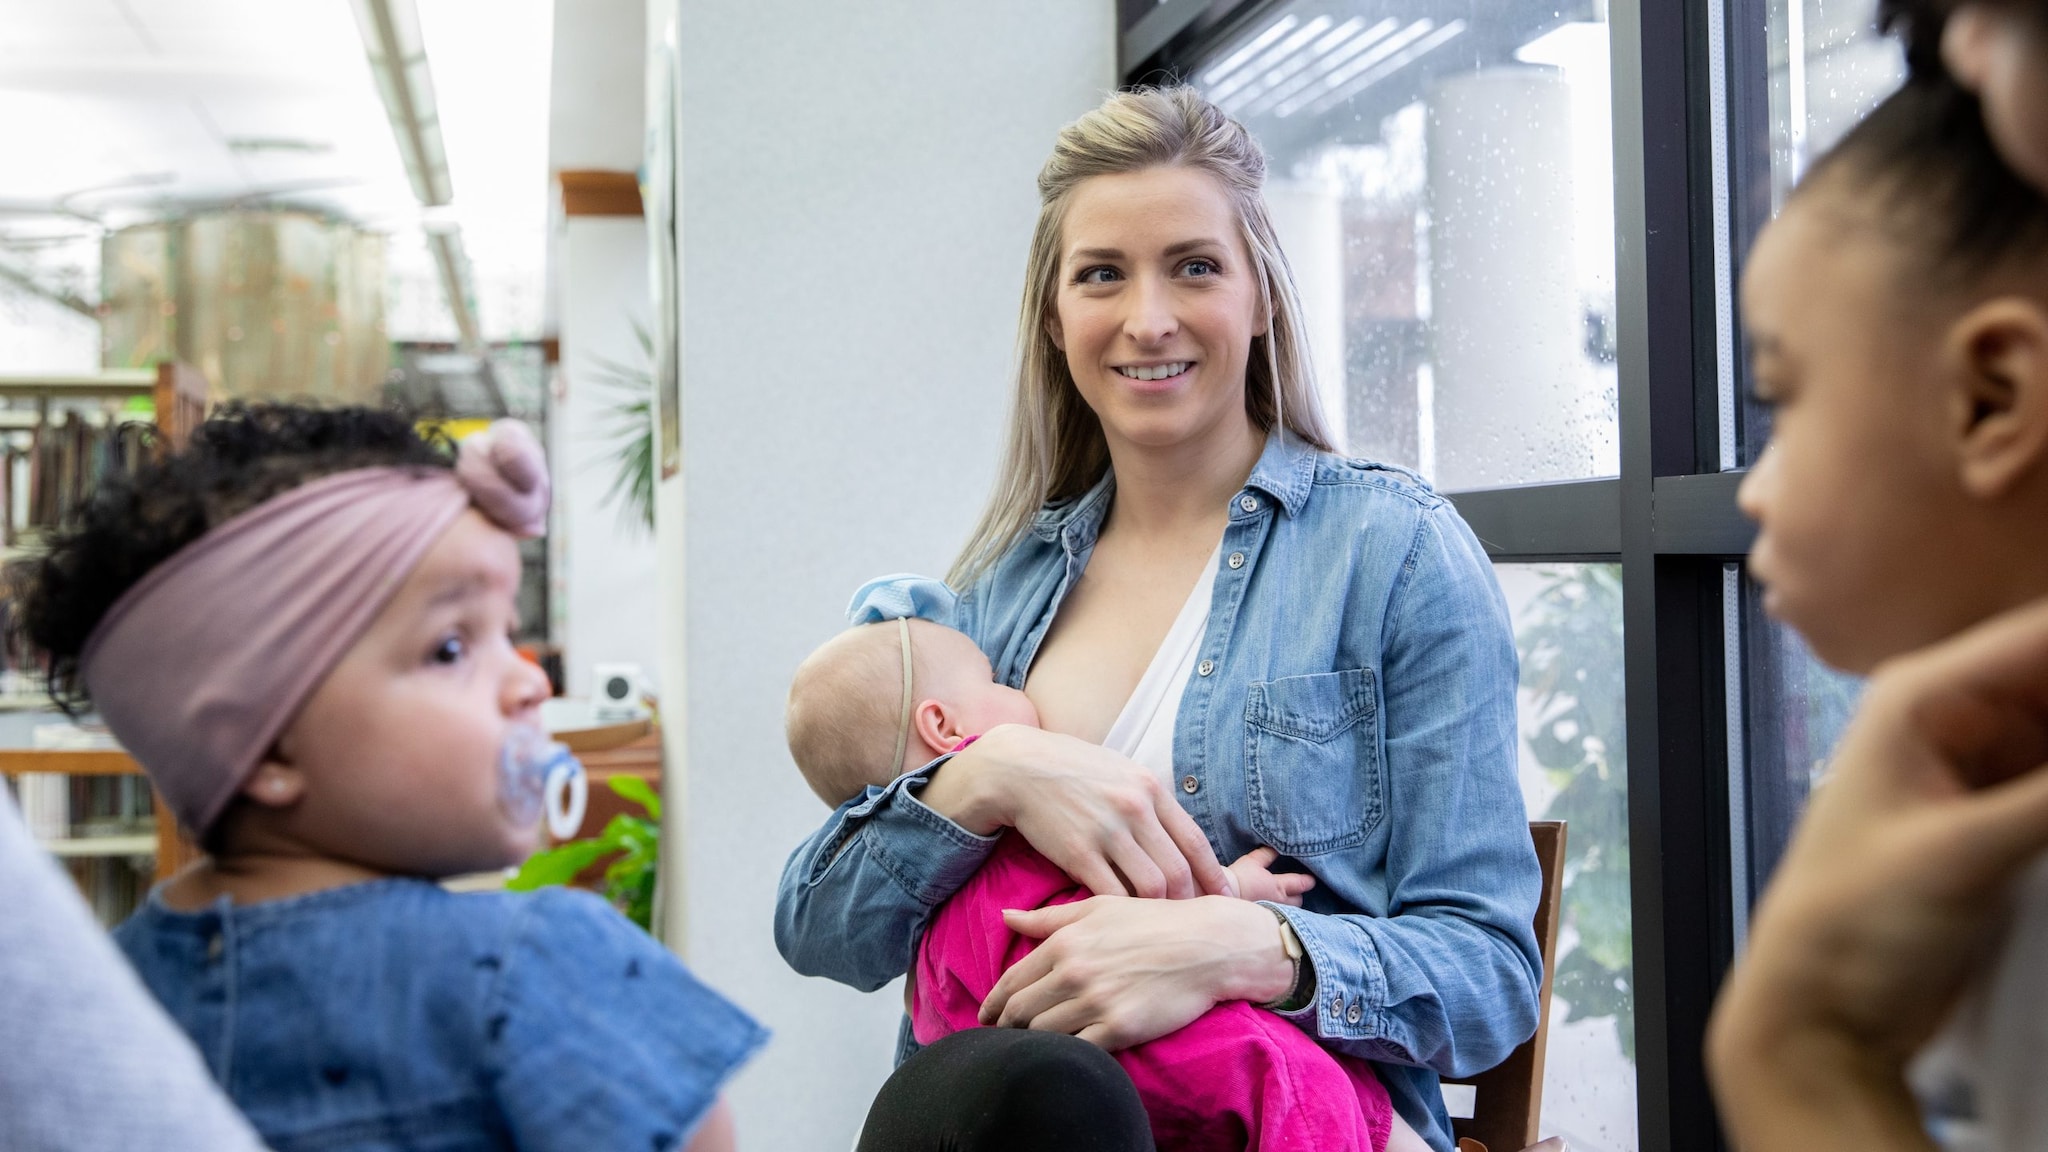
[1098,545,1221,789]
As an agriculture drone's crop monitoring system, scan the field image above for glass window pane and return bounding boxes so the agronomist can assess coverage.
[1498,562,1636,1152]
[1736,572,1863,891]
[1193,3,1618,490]
[1764,0,1905,208]
[1731,0,1904,466]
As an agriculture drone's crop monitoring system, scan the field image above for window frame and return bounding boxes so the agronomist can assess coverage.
[1121,3,1763,1150]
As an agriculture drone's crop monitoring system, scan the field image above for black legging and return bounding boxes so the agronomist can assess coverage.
[857,1028,1156,1152]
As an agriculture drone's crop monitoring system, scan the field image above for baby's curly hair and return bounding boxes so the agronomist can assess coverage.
[9,402,453,711]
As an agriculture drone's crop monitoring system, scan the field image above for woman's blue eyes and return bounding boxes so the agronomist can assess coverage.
[1073,258,1219,284]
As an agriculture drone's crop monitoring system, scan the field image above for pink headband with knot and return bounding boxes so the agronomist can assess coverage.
[78,420,550,834]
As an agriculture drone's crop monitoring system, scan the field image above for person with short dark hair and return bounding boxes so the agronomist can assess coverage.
[1705,44,2048,1152]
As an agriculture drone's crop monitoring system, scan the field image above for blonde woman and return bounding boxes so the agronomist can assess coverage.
[779,87,1542,1152]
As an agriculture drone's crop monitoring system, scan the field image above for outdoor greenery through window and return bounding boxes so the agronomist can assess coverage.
[1499,563,1634,1151]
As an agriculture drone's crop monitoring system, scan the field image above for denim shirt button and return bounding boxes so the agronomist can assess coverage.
[1346,1003,1363,1025]
[1180,775,1199,795]
[1227,551,1246,569]
[1197,659,1215,677]
[1239,494,1258,513]
[205,933,224,962]
[1330,991,1344,1016]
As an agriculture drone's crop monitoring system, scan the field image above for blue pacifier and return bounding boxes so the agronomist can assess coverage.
[500,725,589,840]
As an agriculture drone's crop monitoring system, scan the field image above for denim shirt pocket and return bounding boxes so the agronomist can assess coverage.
[1244,667,1383,855]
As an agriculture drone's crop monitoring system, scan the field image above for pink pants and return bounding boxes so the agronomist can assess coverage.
[912,835,1396,1152]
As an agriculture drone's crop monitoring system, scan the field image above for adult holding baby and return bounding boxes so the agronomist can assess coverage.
[776,86,1542,1152]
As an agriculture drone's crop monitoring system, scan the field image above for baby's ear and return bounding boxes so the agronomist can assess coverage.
[241,758,307,809]
[1948,296,2048,499]
[911,699,965,761]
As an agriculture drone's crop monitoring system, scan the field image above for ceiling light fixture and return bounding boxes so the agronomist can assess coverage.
[1211,15,1330,106]
[1294,19,1469,119]
[1238,17,1392,119]
[1244,18,1401,117]
[350,0,506,413]
[1216,15,1337,111]
[349,0,451,206]
[1201,16,1299,88]
[425,225,507,411]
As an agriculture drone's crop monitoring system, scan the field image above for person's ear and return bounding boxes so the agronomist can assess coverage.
[1946,296,2048,499]
[242,758,307,809]
[1045,308,1066,353]
[1942,5,1998,94]
[911,698,968,760]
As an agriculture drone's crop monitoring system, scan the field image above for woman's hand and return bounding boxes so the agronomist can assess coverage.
[979,894,1295,1051]
[917,725,1234,901]
[1708,597,2048,1152]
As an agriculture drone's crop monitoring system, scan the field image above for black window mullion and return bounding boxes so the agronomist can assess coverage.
[1615,0,1737,1148]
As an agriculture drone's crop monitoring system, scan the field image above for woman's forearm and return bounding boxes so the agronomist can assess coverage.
[910,738,1009,836]
[774,777,1000,991]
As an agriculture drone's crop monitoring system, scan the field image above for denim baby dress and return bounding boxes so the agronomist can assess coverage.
[115,879,766,1152]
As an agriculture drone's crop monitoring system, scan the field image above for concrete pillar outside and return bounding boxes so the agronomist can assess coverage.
[1425,66,1594,491]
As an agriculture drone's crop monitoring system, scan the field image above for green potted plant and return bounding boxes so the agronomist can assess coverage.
[507,775,661,931]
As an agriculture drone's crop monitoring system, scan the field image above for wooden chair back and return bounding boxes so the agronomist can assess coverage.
[1446,820,1567,1152]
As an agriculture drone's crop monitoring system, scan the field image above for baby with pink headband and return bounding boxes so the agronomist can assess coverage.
[786,615,1416,1152]
[11,404,762,1152]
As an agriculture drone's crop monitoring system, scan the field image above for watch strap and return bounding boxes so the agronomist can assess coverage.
[1258,906,1316,1012]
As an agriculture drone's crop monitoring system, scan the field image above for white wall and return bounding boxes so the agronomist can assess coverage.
[656,2,1114,1146]
[554,218,661,696]
[547,0,649,172]
[545,0,657,697]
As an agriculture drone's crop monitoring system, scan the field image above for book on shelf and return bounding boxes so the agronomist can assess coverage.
[3,773,157,927]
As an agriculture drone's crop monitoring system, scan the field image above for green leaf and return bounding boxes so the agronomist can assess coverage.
[506,838,615,890]
[607,774,662,820]
[579,321,657,535]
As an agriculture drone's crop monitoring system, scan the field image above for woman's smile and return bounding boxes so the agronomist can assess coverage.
[1111,360,1197,392]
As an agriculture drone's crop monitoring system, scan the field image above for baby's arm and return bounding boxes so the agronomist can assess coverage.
[1226,846,1314,906]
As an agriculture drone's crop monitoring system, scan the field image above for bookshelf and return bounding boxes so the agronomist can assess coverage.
[0,363,208,445]
[0,362,211,923]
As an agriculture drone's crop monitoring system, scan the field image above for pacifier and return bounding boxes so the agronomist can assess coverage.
[500,725,589,840]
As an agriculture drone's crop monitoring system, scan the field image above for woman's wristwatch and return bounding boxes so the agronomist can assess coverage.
[1258,906,1317,1012]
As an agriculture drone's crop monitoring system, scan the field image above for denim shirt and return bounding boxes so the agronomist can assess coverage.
[774,431,1541,1151]
[116,879,766,1152]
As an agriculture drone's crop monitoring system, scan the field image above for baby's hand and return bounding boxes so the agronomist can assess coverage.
[1226,846,1315,907]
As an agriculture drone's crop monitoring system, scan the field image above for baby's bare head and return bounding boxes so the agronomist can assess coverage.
[786,619,1038,807]
[786,620,936,807]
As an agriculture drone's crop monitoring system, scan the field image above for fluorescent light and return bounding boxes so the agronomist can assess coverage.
[1201,16,1298,88]
[1259,18,1399,110]
[1211,16,1330,106]
[1295,20,1468,119]
[349,0,451,206]
[1239,17,1396,119]
[1216,15,1334,111]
